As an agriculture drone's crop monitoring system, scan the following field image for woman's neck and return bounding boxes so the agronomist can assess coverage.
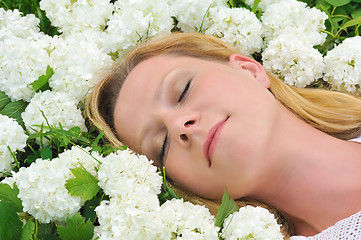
[248,104,361,236]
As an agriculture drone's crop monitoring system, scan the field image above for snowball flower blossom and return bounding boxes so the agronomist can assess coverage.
[13,146,100,223]
[97,149,162,198]
[0,114,28,176]
[48,36,113,103]
[221,206,283,239]
[39,0,114,34]
[94,194,165,239]
[21,90,86,135]
[168,0,217,32]
[0,35,52,101]
[323,36,361,95]
[206,6,263,55]
[104,0,172,55]
[261,0,327,46]
[160,198,219,239]
[262,34,325,88]
[0,8,40,40]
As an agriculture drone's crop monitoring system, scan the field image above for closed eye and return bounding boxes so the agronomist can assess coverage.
[159,134,168,164]
[177,79,192,103]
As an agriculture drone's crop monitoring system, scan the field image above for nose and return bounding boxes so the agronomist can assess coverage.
[163,111,199,146]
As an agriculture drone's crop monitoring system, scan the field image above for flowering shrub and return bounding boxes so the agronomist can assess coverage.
[0,0,360,239]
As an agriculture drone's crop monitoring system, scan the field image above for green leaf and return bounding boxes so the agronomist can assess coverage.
[56,213,94,240]
[0,183,23,212]
[31,65,54,92]
[37,222,59,240]
[351,9,361,19]
[0,100,28,127]
[21,220,35,240]
[65,167,100,202]
[40,147,53,160]
[340,16,361,30]
[0,201,22,240]
[0,90,11,112]
[215,189,239,228]
[325,0,351,7]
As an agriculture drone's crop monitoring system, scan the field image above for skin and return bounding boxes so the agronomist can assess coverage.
[114,54,361,236]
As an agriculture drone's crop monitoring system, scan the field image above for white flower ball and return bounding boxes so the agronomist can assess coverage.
[168,0,227,32]
[97,149,162,199]
[262,34,325,88]
[13,146,100,223]
[39,0,114,34]
[104,0,173,55]
[323,36,361,95]
[221,206,283,239]
[48,35,113,102]
[21,90,86,135]
[94,195,165,240]
[206,7,263,55]
[0,35,52,101]
[0,8,40,40]
[261,0,327,47]
[160,199,219,240]
[0,114,28,176]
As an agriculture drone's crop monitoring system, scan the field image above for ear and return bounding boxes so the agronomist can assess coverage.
[229,54,270,88]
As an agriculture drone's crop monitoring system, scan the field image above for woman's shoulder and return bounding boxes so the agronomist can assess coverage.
[290,210,361,240]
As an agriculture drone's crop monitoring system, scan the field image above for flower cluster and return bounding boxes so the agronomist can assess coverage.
[93,149,220,239]
[0,114,28,176]
[323,36,361,94]
[206,7,263,55]
[261,0,327,87]
[11,146,100,223]
[21,90,86,135]
[220,206,283,239]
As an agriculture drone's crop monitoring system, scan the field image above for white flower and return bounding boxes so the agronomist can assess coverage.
[94,195,166,240]
[221,206,283,240]
[13,146,100,223]
[168,0,227,32]
[262,34,325,88]
[160,199,219,240]
[104,0,173,55]
[21,90,86,135]
[39,0,114,34]
[48,35,113,102]
[0,114,28,176]
[261,0,327,46]
[206,7,263,55]
[323,36,361,95]
[0,8,40,40]
[0,35,52,101]
[97,149,162,199]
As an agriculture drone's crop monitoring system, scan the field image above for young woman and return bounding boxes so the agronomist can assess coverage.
[86,32,361,239]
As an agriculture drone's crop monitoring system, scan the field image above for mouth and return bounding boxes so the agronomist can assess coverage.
[203,117,229,166]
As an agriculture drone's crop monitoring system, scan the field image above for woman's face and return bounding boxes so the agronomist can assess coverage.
[113,54,279,199]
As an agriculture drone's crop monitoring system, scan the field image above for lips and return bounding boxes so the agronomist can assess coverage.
[203,117,229,166]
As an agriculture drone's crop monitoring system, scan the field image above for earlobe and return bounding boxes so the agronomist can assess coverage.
[229,54,270,89]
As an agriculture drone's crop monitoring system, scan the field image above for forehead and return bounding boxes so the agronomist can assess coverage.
[113,55,185,150]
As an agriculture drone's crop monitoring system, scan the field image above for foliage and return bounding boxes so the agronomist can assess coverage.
[215,189,239,228]
[298,0,361,54]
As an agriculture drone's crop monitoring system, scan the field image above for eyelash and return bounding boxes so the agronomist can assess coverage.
[159,79,192,163]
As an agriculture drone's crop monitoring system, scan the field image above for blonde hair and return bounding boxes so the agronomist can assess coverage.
[86,32,361,238]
